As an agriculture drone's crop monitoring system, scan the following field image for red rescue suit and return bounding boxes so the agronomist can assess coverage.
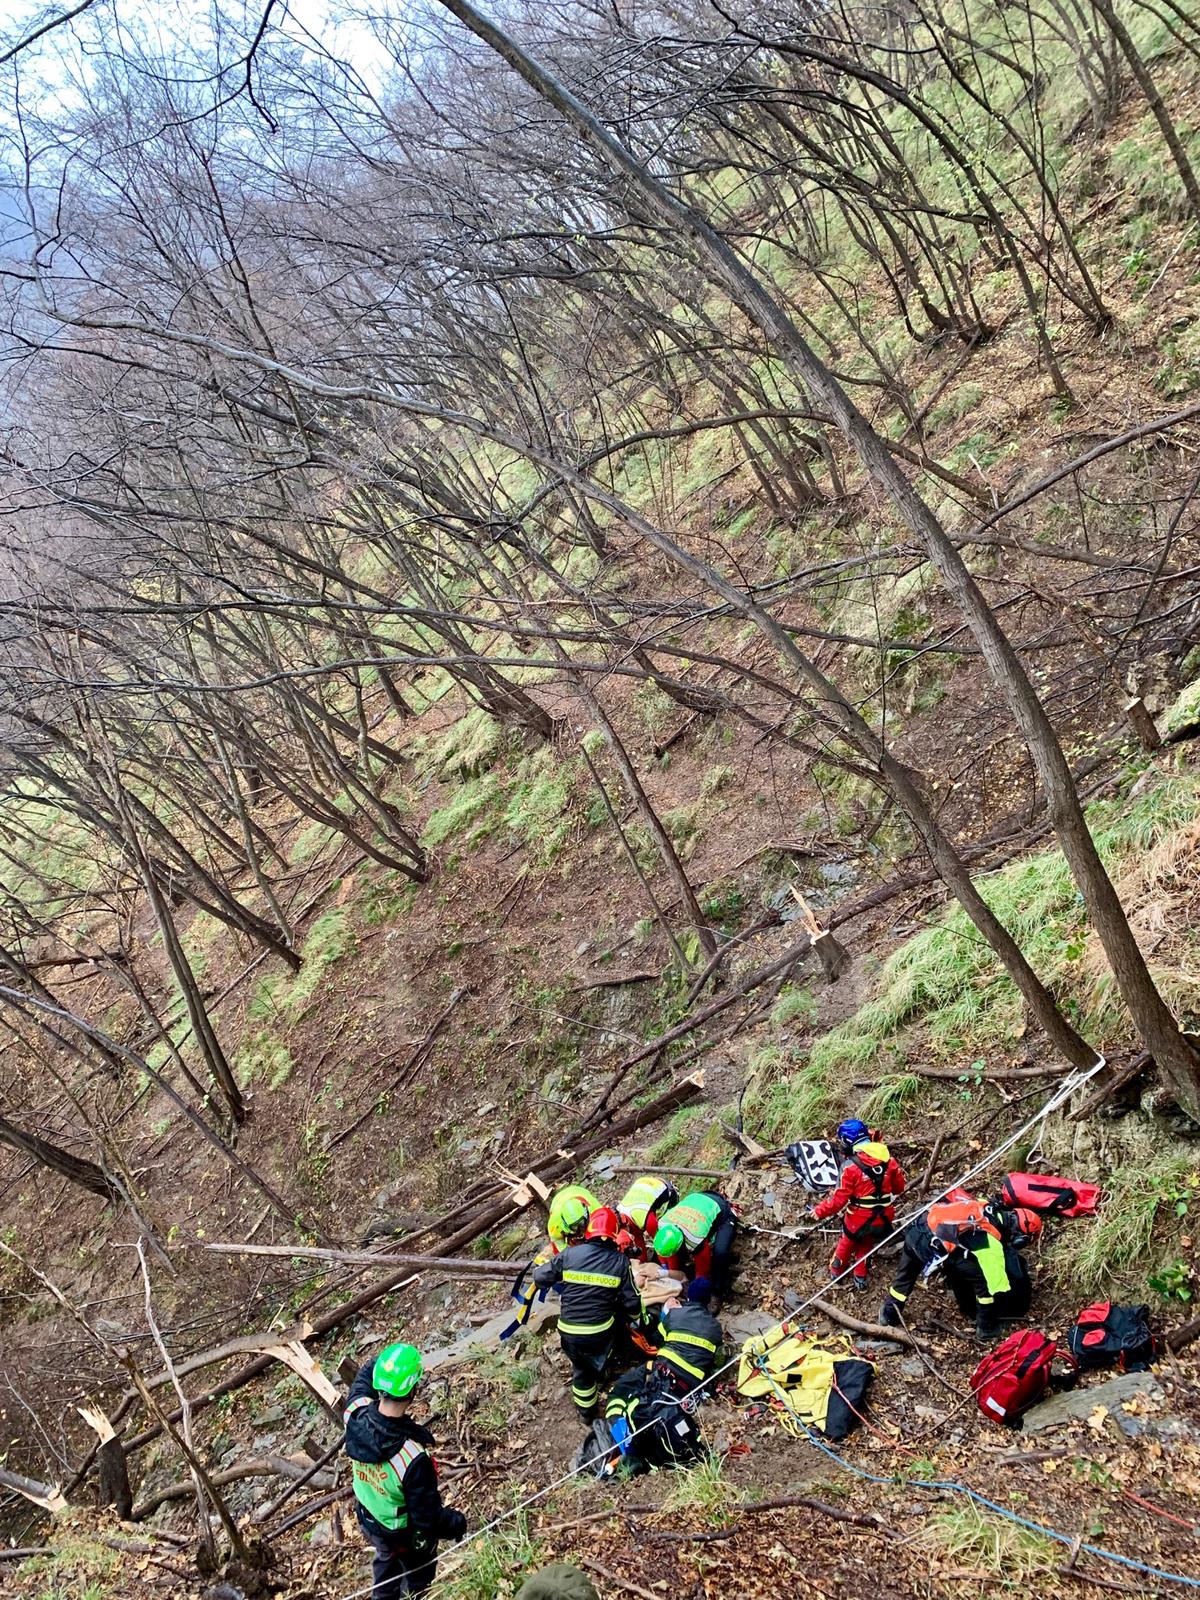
[618,1209,666,1263]
[812,1141,906,1282]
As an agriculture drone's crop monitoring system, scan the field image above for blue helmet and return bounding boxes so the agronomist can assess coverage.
[836,1118,870,1151]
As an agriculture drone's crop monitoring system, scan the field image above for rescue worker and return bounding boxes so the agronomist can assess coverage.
[546,1184,601,1253]
[343,1341,467,1599]
[651,1190,739,1310]
[811,1119,905,1289]
[603,1361,707,1475]
[879,1199,1039,1328]
[616,1175,679,1261]
[927,1197,1032,1340]
[533,1204,643,1419]
[652,1295,724,1393]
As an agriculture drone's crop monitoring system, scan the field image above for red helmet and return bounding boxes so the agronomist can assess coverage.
[585,1206,620,1241]
[615,1228,637,1254]
[1012,1206,1043,1239]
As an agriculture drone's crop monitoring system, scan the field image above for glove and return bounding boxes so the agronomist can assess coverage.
[442,1509,468,1542]
[878,1298,902,1329]
[610,1415,632,1456]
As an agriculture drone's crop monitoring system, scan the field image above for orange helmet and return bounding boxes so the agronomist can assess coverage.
[1012,1206,1043,1240]
[585,1205,621,1241]
[615,1228,637,1254]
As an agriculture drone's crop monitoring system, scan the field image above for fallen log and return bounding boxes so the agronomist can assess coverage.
[114,1078,702,1468]
[808,1295,930,1351]
[132,1454,336,1521]
[121,1275,419,1457]
[204,1243,518,1276]
[0,1465,68,1513]
[434,1073,705,1256]
[1167,1314,1200,1353]
[1070,1052,1151,1121]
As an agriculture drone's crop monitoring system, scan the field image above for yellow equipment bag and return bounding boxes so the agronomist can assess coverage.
[737,1323,875,1441]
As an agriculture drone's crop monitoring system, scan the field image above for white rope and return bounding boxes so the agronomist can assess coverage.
[330,1054,1106,1598]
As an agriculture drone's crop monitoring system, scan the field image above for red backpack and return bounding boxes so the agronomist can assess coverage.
[1000,1172,1100,1219]
[970,1330,1060,1425]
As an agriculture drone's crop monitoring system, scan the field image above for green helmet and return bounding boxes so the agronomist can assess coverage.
[373,1341,423,1399]
[653,1222,684,1259]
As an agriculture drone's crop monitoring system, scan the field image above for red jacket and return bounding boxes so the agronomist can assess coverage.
[813,1143,905,1238]
[618,1208,664,1264]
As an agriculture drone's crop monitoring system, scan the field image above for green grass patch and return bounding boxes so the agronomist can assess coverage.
[247,909,356,1033]
[1044,1136,1196,1296]
[647,1103,709,1163]
[923,1502,1056,1579]
[423,772,503,847]
[858,1073,922,1126]
[236,1030,295,1090]
[438,1511,542,1600]
[770,984,817,1027]
[810,771,1200,1072]
[1165,675,1200,736]
[742,1045,833,1143]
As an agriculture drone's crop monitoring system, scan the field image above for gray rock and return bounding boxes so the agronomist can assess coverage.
[723,1309,777,1342]
[307,1519,333,1547]
[1023,1372,1165,1435]
[900,1357,927,1380]
[782,1289,803,1311]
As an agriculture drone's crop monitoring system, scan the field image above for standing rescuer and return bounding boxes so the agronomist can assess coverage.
[651,1190,739,1309]
[811,1119,906,1289]
[343,1341,467,1599]
[534,1205,643,1419]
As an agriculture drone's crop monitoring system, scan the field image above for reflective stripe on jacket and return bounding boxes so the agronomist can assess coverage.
[349,1437,425,1531]
[656,1302,722,1385]
[659,1191,724,1248]
[533,1237,642,1336]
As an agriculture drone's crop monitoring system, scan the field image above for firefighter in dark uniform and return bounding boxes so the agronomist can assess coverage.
[652,1296,724,1392]
[880,1198,1040,1331]
[342,1341,467,1599]
[533,1205,643,1419]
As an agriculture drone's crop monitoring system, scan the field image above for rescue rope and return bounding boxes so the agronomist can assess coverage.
[754,1358,1200,1590]
[330,1053,1115,1599]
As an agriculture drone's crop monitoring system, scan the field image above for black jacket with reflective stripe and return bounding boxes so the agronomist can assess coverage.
[533,1238,641,1336]
[656,1302,722,1383]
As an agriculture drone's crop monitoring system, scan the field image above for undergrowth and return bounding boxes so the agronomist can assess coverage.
[811,770,1200,1075]
[661,1450,743,1527]
[438,1508,542,1600]
[923,1501,1056,1579]
[1041,1128,1196,1296]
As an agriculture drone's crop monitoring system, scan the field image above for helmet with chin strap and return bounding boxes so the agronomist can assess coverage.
[835,1118,870,1153]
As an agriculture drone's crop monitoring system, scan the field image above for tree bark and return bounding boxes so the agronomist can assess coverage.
[1087,0,1200,219]
[0,1112,118,1201]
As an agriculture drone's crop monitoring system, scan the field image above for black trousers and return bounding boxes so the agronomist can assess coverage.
[946,1258,1031,1329]
[359,1520,436,1599]
[561,1328,612,1418]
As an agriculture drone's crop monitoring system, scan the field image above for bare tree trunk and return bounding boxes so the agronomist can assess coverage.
[436,0,1197,1114]
[1088,0,1200,218]
[0,1111,118,1201]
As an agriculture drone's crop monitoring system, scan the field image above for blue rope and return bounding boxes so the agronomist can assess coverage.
[785,1405,1200,1588]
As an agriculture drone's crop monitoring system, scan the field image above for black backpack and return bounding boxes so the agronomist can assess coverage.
[1067,1301,1158,1373]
